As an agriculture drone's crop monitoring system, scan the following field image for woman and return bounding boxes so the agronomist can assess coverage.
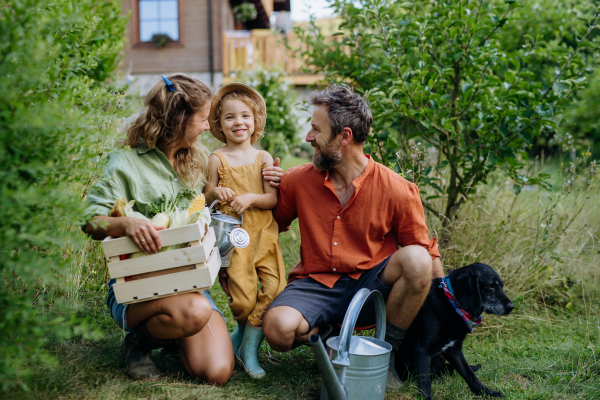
[84,74,282,384]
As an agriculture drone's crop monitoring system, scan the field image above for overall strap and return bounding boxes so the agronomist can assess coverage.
[255,150,265,165]
[213,151,229,168]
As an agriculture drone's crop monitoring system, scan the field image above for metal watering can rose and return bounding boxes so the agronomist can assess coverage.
[208,200,250,268]
[310,289,392,400]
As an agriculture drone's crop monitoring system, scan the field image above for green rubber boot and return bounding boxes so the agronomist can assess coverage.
[236,324,266,379]
[230,323,245,357]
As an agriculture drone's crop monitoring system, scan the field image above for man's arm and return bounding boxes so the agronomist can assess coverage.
[272,168,298,232]
[395,182,442,272]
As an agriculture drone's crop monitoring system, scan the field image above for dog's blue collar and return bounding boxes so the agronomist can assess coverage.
[440,275,482,333]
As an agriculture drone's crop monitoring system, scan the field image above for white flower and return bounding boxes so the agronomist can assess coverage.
[279,107,284,112]
[280,118,285,125]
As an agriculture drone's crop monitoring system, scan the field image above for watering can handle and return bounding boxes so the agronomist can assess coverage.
[333,288,386,368]
[208,199,244,227]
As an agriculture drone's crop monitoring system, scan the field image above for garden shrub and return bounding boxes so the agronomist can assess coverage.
[0,0,126,390]
[233,67,301,155]
[295,0,600,239]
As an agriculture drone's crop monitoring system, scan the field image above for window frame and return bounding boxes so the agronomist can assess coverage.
[131,0,185,48]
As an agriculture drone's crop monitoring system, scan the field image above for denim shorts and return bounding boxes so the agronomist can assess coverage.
[267,256,393,331]
[106,279,223,333]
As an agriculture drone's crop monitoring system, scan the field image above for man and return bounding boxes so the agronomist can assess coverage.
[262,85,444,387]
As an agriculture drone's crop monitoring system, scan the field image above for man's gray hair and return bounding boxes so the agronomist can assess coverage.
[309,84,373,143]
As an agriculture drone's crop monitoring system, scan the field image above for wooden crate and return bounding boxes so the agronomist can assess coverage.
[102,222,221,304]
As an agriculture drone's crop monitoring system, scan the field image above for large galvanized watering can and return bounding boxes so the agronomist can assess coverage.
[208,200,249,267]
[309,288,392,400]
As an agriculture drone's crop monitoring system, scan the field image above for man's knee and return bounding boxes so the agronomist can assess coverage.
[263,306,302,352]
[391,246,433,290]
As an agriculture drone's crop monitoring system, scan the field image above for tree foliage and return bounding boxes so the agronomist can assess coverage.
[234,67,301,155]
[0,0,126,390]
[296,0,600,234]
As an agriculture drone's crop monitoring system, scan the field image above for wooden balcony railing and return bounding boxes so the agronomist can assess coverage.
[222,30,326,85]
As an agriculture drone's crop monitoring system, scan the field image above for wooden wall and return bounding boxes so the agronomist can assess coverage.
[122,0,233,74]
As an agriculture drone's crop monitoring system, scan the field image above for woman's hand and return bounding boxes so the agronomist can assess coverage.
[262,157,283,188]
[229,193,255,214]
[123,217,166,254]
[213,187,236,202]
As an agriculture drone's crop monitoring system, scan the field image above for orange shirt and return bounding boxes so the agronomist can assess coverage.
[274,155,440,288]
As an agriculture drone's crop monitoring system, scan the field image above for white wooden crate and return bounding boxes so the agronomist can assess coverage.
[102,222,221,304]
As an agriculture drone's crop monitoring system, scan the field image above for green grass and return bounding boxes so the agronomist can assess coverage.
[14,271,600,400]
[8,157,600,399]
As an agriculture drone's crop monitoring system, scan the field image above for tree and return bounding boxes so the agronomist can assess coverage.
[0,0,126,390]
[296,0,600,239]
[235,67,302,155]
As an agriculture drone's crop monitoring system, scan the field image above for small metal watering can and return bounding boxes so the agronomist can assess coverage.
[310,288,391,400]
[208,200,249,267]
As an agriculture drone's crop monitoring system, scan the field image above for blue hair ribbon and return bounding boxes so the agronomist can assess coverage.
[161,75,175,92]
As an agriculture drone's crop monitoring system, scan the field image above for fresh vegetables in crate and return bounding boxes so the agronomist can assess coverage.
[102,190,220,304]
[108,190,211,258]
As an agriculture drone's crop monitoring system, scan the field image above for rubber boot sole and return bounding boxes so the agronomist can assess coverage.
[235,355,266,379]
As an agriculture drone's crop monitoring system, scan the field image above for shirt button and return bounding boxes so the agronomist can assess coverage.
[337,216,340,219]
[174,178,178,182]
[334,242,337,246]
[333,268,337,271]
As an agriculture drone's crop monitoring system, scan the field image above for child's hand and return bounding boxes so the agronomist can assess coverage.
[218,267,231,297]
[213,187,236,202]
[229,193,255,214]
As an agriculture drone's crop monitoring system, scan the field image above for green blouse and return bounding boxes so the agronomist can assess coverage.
[86,141,204,218]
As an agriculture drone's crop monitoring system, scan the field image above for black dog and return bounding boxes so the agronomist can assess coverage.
[395,263,514,400]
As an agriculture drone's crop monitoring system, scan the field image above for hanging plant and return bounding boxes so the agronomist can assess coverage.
[151,33,170,48]
[233,2,257,24]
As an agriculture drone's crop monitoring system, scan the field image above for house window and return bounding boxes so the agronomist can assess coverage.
[139,0,180,42]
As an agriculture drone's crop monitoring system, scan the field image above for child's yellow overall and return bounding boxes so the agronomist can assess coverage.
[214,150,286,327]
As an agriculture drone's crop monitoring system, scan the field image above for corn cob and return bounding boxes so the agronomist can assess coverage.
[187,194,206,216]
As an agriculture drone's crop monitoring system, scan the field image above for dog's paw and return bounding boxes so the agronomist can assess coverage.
[483,388,504,398]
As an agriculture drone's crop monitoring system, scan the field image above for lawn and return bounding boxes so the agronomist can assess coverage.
[10,157,600,400]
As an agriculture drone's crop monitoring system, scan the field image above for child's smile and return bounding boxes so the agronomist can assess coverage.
[220,99,255,144]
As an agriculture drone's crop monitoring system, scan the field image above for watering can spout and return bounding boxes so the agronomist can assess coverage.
[309,334,347,400]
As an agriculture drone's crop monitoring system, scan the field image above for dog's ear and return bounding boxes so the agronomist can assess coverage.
[453,269,484,316]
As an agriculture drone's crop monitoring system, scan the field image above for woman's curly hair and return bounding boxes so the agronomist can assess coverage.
[123,74,212,189]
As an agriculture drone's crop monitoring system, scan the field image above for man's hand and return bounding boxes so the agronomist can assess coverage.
[262,157,283,188]
[218,267,231,297]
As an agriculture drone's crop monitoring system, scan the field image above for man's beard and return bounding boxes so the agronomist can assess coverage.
[312,139,342,171]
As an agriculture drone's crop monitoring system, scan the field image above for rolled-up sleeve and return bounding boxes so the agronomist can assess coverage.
[395,182,440,259]
[85,153,128,217]
[86,176,121,217]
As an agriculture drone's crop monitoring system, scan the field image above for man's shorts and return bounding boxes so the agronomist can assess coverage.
[106,279,223,333]
[267,256,393,331]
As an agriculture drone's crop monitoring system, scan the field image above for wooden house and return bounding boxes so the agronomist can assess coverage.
[121,0,303,94]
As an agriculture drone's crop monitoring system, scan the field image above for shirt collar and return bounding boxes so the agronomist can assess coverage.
[136,139,153,155]
[324,154,373,188]
[352,155,373,188]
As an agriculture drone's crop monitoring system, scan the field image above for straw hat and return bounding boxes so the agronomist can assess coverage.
[209,82,266,143]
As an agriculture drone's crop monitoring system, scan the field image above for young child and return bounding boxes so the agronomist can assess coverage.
[204,83,286,379]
